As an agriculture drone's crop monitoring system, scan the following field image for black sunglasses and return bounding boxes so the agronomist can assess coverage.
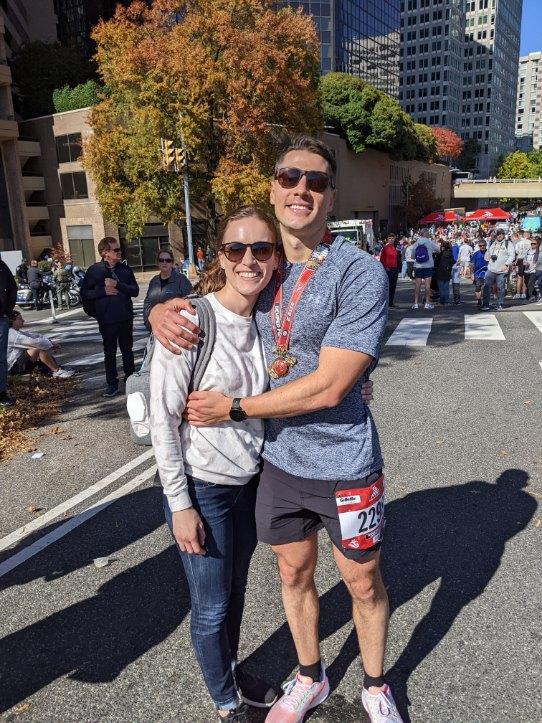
[158,257,173,262]
[110,247,122,253]
[275,167,335,193]
[221,241,275,262]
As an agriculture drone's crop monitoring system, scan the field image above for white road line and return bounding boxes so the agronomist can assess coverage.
[0,449,155,553]
[0,464,157,579]
[66,338,148,367]
[386,318,433,347]
[524,311,542,334]
[464,314,505,341]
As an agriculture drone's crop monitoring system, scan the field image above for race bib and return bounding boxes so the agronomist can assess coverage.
[335,476,385,551]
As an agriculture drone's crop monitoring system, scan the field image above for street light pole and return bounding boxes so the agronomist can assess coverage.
[178,113,196,279]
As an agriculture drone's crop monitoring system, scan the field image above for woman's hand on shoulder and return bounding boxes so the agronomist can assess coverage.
[148,297,201,354]
[172,507,206,555]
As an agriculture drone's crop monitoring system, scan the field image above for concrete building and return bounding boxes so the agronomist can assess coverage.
[399,0,522,178]
[324,133,452,231]
[18,107,193,269]
[0,1,58,255]
[54,1,132,59]
[515,52,542,153]
[282,1,401,98]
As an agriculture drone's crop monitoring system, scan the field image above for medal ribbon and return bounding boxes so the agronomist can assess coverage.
[271,230,332,354]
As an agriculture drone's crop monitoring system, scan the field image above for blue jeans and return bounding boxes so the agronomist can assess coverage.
[164,475,258,709]
[437,279,450,304]
[0,315,9,393]
[400,260,407,278]
[483,271,506,307]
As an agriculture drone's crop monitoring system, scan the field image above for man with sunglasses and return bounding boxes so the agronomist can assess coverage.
[81,237,139,397]
[148,136,402,722]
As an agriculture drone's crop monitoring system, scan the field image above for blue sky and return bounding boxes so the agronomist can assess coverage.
[520,0,542,55]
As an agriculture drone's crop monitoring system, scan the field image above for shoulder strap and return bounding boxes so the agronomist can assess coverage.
[188,296,216,391]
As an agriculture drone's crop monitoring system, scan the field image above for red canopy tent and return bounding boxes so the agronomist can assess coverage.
[418,210,464,224]
[465,208,511,221]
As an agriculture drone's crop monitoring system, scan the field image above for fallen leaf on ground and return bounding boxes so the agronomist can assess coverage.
[26,505,43,514]
[14,702,31,713]
[523,400,532,405]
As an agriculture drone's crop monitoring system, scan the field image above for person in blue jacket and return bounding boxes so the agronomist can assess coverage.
[81,237,139,397]
[470,238,488,308]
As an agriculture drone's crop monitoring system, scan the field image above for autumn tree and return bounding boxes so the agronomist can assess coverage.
[430,126,464,164]
[83,0,322,240]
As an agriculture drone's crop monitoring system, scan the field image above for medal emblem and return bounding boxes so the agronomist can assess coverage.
[269,351,298,379]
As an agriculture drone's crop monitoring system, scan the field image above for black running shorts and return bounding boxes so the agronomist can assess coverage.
[256,461,384,561]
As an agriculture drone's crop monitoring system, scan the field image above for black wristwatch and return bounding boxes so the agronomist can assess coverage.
[229,398,247,422]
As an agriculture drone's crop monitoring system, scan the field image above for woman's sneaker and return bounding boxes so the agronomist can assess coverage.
[265,664,329,722]
[361,684,403,723]
[234,665,280,708]
[217,702,250,722]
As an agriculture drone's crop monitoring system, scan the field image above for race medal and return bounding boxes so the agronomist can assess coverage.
[269,351,297,379]
[269,231,332,379]
[335,476,385,551]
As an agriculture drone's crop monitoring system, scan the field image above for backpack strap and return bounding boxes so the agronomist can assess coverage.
[188,296,217,391]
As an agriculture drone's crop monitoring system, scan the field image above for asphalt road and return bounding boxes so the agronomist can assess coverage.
[0,278,540,722]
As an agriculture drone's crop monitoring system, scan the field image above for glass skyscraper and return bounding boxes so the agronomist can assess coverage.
[283,1,401,98]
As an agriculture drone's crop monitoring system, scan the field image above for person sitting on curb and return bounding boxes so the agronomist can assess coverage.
[7,310,74,378]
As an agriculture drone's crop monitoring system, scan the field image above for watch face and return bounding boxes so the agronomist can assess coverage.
[230,408,246,422]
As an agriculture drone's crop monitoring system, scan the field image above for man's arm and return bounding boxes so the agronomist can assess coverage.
[185,346,374,425]
[116,268,139,297]
[80,269,107,301]
[148,297,201,353]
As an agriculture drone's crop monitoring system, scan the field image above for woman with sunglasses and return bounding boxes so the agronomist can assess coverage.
[142,249,193,331]
[150,206,282,722]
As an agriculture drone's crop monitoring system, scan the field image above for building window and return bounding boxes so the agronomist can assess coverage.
[55,133,83,164]
[60,172,88,200]
[67,225,95,268]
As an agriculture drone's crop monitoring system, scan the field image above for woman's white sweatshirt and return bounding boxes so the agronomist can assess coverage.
[149,293,268,512]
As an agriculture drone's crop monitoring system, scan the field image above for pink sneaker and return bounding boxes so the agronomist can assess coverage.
[265,665,329,722]
[361,684,403,722]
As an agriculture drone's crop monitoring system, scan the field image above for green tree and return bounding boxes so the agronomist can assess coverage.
[320,72,429,161]
[527,149,542,176]
[457,137,480,171]
[413,123,438,163]
[84,0,321,239]
[10,42,93,118]
[398,175,443,229]
[53,81,103,113]
[496,151,534,179]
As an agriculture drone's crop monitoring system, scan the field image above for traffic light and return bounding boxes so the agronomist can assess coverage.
[162,138,175,171]
[174,147,186,170]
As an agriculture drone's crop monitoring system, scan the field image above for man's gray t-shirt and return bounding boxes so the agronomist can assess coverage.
[254,236,389,481]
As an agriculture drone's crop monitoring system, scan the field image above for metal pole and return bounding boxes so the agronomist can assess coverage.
[178,112,196,279]
[49,289,57,324]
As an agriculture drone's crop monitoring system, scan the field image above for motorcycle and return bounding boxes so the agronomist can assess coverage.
[16,274,80,310]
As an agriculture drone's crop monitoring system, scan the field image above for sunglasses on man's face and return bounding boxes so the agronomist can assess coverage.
[221,241,275,262]
[109,247,122,253]
[275,167,334,193]
[158,257,173,263]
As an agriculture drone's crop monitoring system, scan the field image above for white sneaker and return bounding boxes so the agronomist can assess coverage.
[424,303,434,310]
[512,293,520,299]
[411,303,419,309]
[537,298,542,305]
[362,684,403,723]
[52,367,75,379]
[520,293,526,299]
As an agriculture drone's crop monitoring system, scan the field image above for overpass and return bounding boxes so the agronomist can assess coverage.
[453,178,542,199]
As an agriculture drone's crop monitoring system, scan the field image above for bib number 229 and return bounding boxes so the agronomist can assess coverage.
[335,476,385,551]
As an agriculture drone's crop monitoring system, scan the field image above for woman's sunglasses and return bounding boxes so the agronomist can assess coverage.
[275,167,335,193]
[221,241,275,262]
[158,257,173,263]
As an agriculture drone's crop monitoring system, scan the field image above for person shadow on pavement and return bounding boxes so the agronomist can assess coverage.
[244,469,537,722]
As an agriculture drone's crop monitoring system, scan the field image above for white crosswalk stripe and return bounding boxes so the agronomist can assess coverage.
[523,311,542,334]
[464,314,505,341]
[386,318,433,346]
